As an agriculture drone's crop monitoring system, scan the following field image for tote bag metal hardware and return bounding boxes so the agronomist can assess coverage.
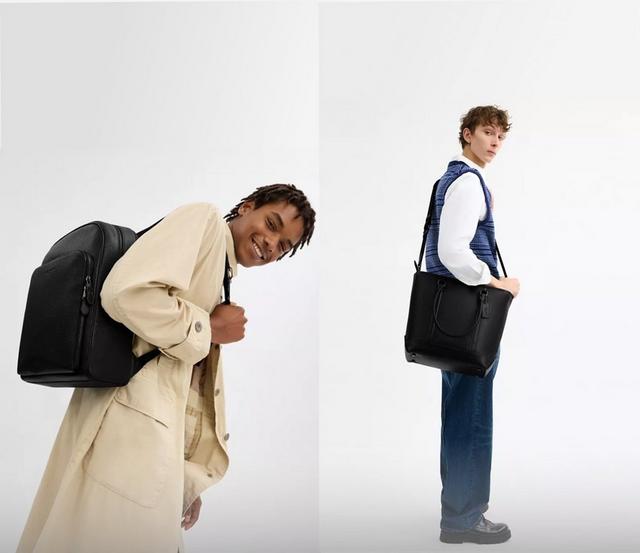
[404,179,514,378]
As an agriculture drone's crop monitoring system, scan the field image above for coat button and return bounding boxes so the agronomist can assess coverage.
[194,321,202,332]
[214,388,220,397]
[223,433,230,441]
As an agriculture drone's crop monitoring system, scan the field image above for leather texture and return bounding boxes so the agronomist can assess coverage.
[404,179,513,377]
[17,217,230,387]
[440,515,512,544]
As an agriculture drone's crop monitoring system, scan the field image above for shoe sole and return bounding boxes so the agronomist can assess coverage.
[440,528,511,544]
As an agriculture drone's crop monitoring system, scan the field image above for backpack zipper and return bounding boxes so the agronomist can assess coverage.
[75,252,95,370]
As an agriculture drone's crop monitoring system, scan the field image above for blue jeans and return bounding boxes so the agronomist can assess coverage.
[439,347,500,531]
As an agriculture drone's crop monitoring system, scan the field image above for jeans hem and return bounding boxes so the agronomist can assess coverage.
[440,512,484,533]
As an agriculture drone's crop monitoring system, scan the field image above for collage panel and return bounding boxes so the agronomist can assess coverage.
[1,3,318,553]
[319,2,640,552]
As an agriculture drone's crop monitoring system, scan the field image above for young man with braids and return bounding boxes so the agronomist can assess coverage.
[423,106,520,544]
[16,184,315,553]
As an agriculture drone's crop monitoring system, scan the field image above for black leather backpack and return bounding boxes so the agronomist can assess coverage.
[17,217,230,388]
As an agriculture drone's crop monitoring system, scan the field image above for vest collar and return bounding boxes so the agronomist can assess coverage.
[451,153,486,178]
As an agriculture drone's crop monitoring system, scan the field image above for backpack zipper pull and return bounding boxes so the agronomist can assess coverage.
[85,275,94,304]
[80,276,93,315]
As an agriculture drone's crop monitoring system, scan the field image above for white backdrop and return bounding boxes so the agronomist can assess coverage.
[0,3,318,552]
[319,2,640,552]
[4,1,640,552]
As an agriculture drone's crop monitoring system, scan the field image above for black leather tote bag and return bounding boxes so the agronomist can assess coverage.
[404,180,514,377]
[17,217,231,388]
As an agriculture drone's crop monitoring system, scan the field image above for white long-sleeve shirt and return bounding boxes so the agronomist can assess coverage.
[436,153,494,286]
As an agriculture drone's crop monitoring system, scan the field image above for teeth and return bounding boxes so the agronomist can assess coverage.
[252,238,263,260]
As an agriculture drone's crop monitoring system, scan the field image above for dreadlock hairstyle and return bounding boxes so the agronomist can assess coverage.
[224,183,316,260]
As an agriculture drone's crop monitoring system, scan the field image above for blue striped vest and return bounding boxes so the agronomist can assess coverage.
[424,160,499,279]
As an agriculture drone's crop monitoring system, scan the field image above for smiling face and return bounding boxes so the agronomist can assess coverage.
[227,200,305,267]
[462,123,506,167]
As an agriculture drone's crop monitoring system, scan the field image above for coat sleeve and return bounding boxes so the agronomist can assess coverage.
[100,202,225,366]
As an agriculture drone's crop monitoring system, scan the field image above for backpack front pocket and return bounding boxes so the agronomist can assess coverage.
[18,250,94,377]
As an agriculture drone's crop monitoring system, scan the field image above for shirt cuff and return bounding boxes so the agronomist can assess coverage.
[159,304,212,366]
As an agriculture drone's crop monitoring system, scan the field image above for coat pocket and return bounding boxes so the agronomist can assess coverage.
[83,373,174,508]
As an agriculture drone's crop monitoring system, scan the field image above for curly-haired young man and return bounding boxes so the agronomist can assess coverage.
[424,106,520,544]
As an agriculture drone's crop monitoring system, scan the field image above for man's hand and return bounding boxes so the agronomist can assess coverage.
[489,276,520,298]
[181,496,202,531]
[210,302,247,344]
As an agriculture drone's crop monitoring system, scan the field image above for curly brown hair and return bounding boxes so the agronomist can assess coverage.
[224,183,316,260]
[458,105,512,148]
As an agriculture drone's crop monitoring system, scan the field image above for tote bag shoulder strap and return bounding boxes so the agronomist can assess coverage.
[415,179,508,278]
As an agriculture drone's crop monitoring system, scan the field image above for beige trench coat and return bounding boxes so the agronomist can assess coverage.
[16,202,238,553]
